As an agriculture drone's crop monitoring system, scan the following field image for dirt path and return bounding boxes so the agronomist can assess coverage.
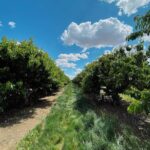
[0,90,63,150]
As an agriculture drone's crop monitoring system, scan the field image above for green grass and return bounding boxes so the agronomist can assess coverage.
[119,94,140,103]
[18,84,150,150]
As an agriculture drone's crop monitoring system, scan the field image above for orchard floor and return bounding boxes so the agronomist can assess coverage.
[18,84,150,150]
[0,89,63,150]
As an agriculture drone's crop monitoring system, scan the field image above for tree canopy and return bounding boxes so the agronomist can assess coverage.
[73,11,150,114]
[0,38,69,113]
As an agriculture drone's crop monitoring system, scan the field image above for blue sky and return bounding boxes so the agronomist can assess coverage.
[0,0,150,78]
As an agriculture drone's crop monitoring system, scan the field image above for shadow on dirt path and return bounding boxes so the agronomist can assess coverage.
[0,89,63,150]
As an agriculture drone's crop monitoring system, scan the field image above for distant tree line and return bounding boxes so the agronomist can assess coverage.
[73,11,150,114]
[0,38,69,113]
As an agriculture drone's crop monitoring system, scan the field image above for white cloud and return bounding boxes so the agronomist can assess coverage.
[104,50,111,55]
[16,41,21,45]
[56,52,88,68]
[100,0,150,16]
[58,53,88,61]
[75,68,82,75]
[66,74,75,80]
[142,34,150,42]
[61,17,132,50]
[0,21,2,27]
[86,62,90,66]
[8,21,16,28]
[56,59,76,68]
[66,68,83,79]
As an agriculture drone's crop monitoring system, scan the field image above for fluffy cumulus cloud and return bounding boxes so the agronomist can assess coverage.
[56,52,88,68]
[58,53,88,61]
[100,0,150,16]
[56,60,76,68]
[8,21,16,28]
[61,17,132,50]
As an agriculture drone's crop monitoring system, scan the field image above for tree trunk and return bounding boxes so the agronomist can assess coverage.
[112,93,120,105]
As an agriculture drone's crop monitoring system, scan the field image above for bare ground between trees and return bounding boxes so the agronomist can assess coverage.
[0,89,64,150]
[95,100,150,140]
[99,102,150,139]
[80,94,150,140]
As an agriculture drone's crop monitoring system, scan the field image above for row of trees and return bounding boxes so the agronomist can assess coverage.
[0,38,69,113]
[73,11,150,114]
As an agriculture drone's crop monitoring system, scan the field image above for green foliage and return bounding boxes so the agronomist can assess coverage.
[0,81,26,112]
[0,37,69,113]
[73,11,150,114]
[74,45,150,103]
[18,84,150,150]
[119,93,142,114]
[127,10,150,41]
[120,87,150,114]
[141,90,150,114]
[82,63,100,94]
[124,87,141,100]
[73,60,99,94]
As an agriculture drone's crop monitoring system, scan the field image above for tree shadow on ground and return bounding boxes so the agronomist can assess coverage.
[0,96,55,128]
[74,89,150,140]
